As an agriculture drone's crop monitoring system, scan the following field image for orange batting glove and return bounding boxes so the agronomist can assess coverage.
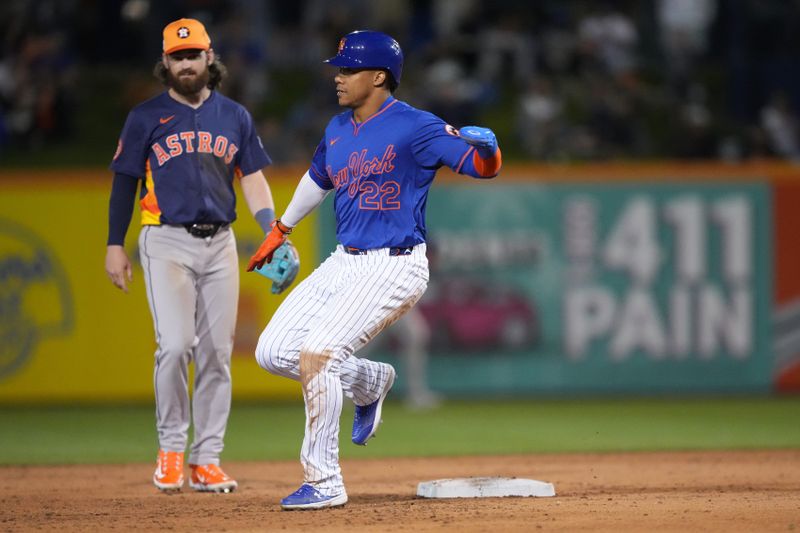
[247,219,293,271]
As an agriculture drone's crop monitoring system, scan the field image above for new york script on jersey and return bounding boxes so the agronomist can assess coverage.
[328,145,397,196]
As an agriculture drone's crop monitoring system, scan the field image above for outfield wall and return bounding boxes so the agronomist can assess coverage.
[1,163,799,402]
[0,170,313,403]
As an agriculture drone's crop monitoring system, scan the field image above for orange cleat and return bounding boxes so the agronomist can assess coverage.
[189,463,238,493]
[153,449,185,492]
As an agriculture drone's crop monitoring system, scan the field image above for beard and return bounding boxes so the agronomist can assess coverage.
[167,66,210,96]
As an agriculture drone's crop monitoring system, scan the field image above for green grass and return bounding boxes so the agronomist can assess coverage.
[1,397,798,465]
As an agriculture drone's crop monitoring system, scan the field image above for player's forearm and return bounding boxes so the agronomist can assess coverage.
[280,172,331,228]
[107,173,139,245]
[240,171,276,233]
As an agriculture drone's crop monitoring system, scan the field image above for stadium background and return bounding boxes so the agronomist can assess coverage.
[2,2,799,530]
[3,0,800,401]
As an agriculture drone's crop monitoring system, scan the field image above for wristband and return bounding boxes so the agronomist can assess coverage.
[255,208,275,234]
[275,219,293,234]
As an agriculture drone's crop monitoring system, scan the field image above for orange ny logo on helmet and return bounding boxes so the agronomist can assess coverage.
[338,38,346,53]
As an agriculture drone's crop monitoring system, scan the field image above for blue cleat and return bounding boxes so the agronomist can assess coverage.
[280,484,348,510]
[352,365,395,445]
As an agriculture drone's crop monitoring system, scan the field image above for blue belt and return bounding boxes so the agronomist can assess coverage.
[343,245,414,256]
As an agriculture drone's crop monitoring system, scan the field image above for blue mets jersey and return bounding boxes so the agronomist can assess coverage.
[111,91,271,225]
[308,97,484,249]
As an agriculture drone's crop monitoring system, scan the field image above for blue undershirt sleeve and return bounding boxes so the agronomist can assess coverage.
[107,173,140,246]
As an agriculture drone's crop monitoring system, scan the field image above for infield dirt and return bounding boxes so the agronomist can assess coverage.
[2,450,798,532]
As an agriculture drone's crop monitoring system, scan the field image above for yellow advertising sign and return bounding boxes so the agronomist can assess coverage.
[0,170,311,403]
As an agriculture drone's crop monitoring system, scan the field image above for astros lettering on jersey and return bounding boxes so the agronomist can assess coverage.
[111,92,270,225]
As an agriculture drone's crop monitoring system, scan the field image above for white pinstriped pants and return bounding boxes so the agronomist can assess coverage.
[256,244,429,495]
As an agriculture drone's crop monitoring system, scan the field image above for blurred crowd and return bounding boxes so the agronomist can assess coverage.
[3,0,800,164]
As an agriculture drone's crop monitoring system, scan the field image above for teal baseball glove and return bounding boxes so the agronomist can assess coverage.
[255,240,300,294]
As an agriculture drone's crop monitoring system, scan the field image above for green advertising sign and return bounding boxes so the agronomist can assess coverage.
[319,181,772,395]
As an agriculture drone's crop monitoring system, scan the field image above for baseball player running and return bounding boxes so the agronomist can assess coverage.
[247,30,502,510]
[104,18,276,493]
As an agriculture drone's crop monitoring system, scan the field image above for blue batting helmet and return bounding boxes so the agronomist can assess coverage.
[324,30,404,86]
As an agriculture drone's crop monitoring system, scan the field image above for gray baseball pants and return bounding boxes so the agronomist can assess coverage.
[139,224,238,466]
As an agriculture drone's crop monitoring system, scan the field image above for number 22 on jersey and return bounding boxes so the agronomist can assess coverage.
[359,180,401,210]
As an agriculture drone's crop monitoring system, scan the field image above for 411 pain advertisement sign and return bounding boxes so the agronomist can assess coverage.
[564,190,760,361]
[422,182,772,394]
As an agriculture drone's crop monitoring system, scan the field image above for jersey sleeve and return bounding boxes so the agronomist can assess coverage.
[235,108,272,176]
[110,110,149,177]
[411,112,474,173]
[307,138,334,190]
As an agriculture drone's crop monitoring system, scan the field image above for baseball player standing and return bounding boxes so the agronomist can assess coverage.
[247,30,502,510]
[104,18,276,493]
